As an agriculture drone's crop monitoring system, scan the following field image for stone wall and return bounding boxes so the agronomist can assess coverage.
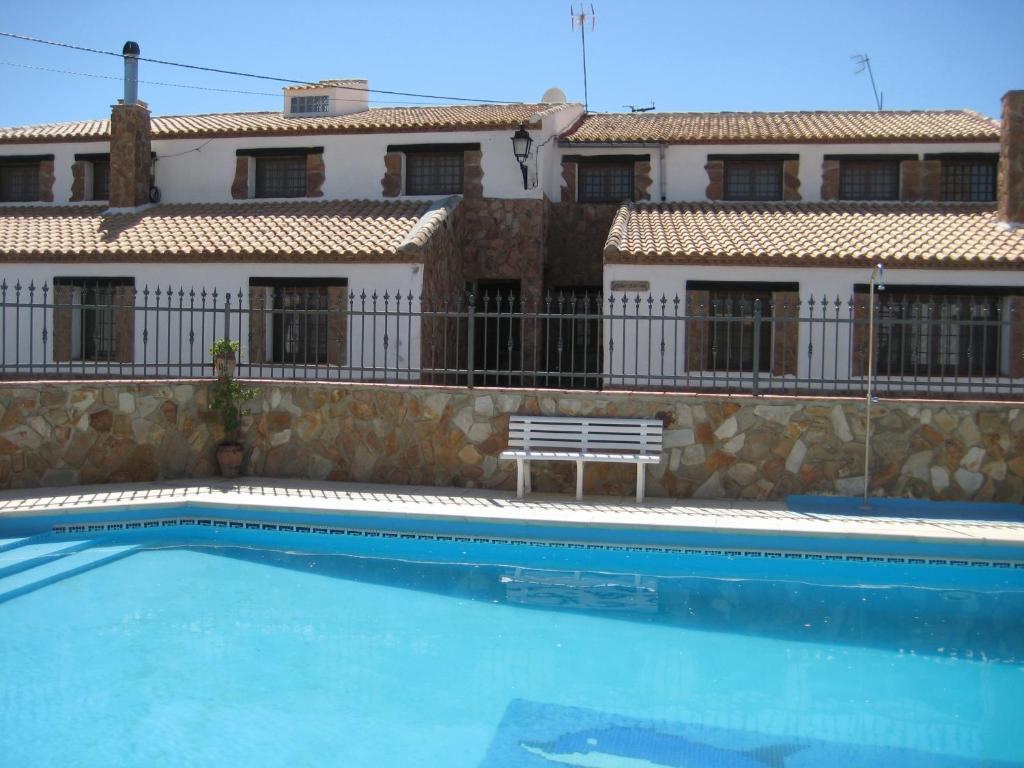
[544,201,618,289]
[0,381,1021,503]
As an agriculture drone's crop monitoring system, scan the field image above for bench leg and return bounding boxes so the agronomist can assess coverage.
[576,460,584,500]
[516,458,525,499]
[636,463,645,503]
[524,460,532,493]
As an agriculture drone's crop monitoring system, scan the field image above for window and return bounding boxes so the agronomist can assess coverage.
[248,279,347,366]
[578,162,634,203]
[290,95,330,114]
[838,159,900,200]
[862,286,1003,377]
[255,156,307,198]
[706,288,773,371]
[935,156,998,202]
[52,278,134,362]
[723,159,783,201]
[92,160,110,201]
[405,152,463,195]
[0,162,40,202]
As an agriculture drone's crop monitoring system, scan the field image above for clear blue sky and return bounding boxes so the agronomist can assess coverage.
[0,0,1020,128]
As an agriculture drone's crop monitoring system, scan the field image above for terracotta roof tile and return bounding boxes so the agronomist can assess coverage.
[604,202,1024,268]
[0,103,575,144]
[562,110,1000,144]
[0,199,453,262]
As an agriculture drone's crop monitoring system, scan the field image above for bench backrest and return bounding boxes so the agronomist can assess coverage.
[508,415,663,456]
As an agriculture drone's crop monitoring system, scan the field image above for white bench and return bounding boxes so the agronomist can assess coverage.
[500,415,664,502]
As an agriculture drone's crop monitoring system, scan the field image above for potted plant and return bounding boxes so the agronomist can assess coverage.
[209,339,257,478]
[209,337,239,379]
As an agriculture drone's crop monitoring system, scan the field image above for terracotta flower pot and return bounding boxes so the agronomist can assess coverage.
[216,443,245,478]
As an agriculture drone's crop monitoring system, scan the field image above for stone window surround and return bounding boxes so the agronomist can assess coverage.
[71,152,126,203]
[705,154,800,202]
[560,154,653,204]
[821,154,915,202]
[232,146,325,200]
[51,276,135,363]
[382,143,482,199]
[0,153,55,204]
[684,280,799,376]
[924,152,1000,202]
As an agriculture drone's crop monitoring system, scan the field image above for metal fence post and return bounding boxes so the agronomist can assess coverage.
[466,291,475,389]
[751,299,762,395]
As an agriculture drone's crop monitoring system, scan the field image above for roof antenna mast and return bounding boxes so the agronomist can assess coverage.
[571,4,596,112]
[852,54,883,111]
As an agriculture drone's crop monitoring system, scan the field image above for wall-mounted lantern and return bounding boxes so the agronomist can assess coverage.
[510,124,533,189]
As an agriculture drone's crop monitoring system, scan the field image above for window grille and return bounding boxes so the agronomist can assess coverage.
[875,292,1001,376]
[55,279,131,361]
[0,163,40,202]
[707,290,773,372]
[723,160,782,201]
[578,162,634,203]
[255,157,307,198]
[405,152,463,195]
[839,160,899,200]
[274,287,329,364]
[941,159,997,202]
[92,161,110,201]
[290,95,330,114]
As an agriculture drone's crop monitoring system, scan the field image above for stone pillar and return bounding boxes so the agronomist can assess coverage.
[231,157,249,199]
[114,285,135,363]
[248,287,267,365]
[463,150,483,199]
[1010,295,1024,378]
[306,153,325,197]
[821,159,840,200]
[783,159,801,201]
[685,289,710,371]
[998,90,1024,225]
[851,295,868,377]
[560,160,577,203]
[70,161,86,202]
[771,291,799,376]
[52,284,73,362]
[381,152,402,197]
[704,160,724,200]
[327,285,348,366]
[900,159,941,202]
[634,160,653,201]
[108,101,152,208]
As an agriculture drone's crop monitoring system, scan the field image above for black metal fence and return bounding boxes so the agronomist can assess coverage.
[0,280,1021,399]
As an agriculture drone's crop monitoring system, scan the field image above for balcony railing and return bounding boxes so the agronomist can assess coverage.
[0,281,1021,400]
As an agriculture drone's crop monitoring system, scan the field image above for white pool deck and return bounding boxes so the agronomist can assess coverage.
[0,477,1022,549]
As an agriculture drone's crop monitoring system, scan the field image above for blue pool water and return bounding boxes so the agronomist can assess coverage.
[0,512,1022,767]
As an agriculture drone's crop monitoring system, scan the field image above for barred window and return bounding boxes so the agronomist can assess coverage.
[290,95,330,114]
[53,278,134,361]
[578,162,634,203]
[405,152,463,195]
[91,160,110,201]
[0,163,40,202]
[723,160,782,201]
[255,156,307,198]
[274,286,329,365]
[839,159,899,200]
[941,159,997,202]
[707,289,773,372]
[872,290,1001,376]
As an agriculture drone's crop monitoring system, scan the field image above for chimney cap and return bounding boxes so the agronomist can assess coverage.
[122,41,140,56]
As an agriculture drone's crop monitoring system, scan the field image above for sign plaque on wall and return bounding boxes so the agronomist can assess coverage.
[610,280,651,292]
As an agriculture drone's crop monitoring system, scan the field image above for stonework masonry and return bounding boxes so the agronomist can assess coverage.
[108,101,152,208]
[820,159,840,200]
[999,90,1024,225]
[900,159,942,202]
[1,381,1020,503]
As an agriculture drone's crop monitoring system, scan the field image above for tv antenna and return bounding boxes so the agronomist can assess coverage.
[625,101,655,113]
[571,4,596,112]
[852,53,883,111]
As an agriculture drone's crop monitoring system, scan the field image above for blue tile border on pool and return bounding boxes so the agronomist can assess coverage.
[789,495,1024,522]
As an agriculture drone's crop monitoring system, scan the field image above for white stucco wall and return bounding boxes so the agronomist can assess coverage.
[0,261,424,380]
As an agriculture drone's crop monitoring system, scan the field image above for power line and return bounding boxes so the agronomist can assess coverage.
[0,60,455,106]
[0,31,521,104]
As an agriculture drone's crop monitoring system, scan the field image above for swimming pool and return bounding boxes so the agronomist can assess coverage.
[1,505,1022,767]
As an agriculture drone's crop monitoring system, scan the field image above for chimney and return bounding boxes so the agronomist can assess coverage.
[998,90,1024,227]
[108,41,153,209]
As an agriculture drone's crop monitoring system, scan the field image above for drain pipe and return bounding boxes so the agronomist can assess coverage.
[862,264,885,506]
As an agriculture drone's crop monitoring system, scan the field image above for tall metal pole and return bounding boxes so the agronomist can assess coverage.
[863,264,884,505]
[580,21,588,112]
